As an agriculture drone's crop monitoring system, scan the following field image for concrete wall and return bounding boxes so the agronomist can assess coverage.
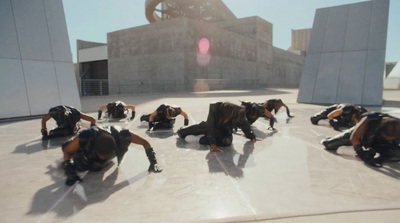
[297,0,389,106]
[0,0,80,119]
[105,16,304,94]
[289,28,311,55]
[271,47,305,87]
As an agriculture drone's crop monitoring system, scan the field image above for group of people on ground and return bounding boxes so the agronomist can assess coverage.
[41,99,292,185]
[310,103,400,167]
[40,97,399,185]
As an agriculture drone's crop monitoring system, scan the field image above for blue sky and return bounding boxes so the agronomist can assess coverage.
[63,0,400,63]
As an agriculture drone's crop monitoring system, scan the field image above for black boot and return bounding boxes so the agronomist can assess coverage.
[62,160,82,186]
[140,114,150,122]
[177,122,207,139]
[321,129,352,150]
[310,115,323,125]
[146,148,162,172]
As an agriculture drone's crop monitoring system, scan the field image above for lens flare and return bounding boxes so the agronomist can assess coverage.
[198,38,210,54]
[197,52,211,66]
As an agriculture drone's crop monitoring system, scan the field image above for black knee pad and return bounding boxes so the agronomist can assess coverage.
[199,136,209,145]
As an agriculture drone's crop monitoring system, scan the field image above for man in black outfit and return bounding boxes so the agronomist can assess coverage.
[97,101,136,120]
[41,105,96,140]
[177,102,261,152]
[61,125,162,185]
[310,103,370,131]
[321,112,400,167]
[140,104,189,131]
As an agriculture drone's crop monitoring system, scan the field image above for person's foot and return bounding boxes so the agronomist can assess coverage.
[321,139,338,151]
[177,128,185,138]
[140,115,145,122]
[310,116,319,125]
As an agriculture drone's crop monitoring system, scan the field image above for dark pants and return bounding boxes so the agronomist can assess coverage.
[373,144,400,163]
[177,121,233,147]
[322,128,400,163]
[322,128,353,150]
[310,105,337,124]
[141,114,175,130]
[49,125,78,138]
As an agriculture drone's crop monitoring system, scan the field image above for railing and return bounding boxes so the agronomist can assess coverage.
[80,79,258,96]
[81,79,109,96]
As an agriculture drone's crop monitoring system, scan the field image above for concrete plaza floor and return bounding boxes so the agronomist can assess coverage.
[1,88,400,223]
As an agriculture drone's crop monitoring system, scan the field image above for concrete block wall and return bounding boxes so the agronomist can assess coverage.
[108,19,187,94]
[271,47,305,87]
[107,16,304,95]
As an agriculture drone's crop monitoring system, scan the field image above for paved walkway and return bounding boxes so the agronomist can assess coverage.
[1,88,399,223]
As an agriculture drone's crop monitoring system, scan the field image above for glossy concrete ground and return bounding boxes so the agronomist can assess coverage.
[1,88,400,223]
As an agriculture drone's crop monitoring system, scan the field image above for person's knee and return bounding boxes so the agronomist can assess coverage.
[199,136,209,145]
[222,138,232,146]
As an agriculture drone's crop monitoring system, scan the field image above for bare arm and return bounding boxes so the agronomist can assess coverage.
[41,114,51,130]
[99,104,107,111]
[327,109,343,120]
[282,103,293,117]
[149,111,158,122]
[130,132,151,149]
[264,109,273,118]
[350,117,368,146]
[263,103,274,118]
[124,105,136,112]
[80,113,96,125]
[180,111,189,119]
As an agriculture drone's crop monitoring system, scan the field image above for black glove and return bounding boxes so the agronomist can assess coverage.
[41,129,48,140]
[268,117,276,130]
[354,145,380,167]
[97,110,102,120]
[148,122,154,131]
[130,111,136,120]
[63,160,82,186]
[146,148,162,172]
[286,109,294,118]
[184,119,189,126]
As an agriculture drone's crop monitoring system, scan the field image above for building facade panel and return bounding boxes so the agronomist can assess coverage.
[336,51,367,104]
[0,0,20,59]
[12,0,53,61]
[344,2,372,51]
[0,58,30,118]
[312,52,342,104]
[321,5,349,53]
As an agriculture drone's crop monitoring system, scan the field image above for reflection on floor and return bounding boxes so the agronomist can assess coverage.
[1,89,399,223]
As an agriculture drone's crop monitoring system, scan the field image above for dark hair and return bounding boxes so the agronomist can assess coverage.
[220,102,244,123]
[241,101,264,119]
[165,107,176,117]
[381,117,400,138]
[353,108,362,122]
[94,133,117,156]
